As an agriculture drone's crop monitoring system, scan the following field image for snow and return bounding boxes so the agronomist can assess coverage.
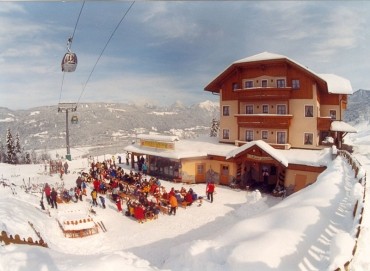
[233,52,353,95]
[1,124,370,270]
[226,140,289,167]
[318,74,353,95]
[0,117,14,123]
[331,120,357,133]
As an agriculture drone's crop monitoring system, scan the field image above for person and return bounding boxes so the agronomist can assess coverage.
[91,189,98,207]
[81,180,87,196]
[99,195,106,209]
[50,188,58,209]
[184,191,194,206]
[169,193,178,216]
[206,181,215,203]
[142,162,148,175]
[75,187,82,202]
[116,196,122,212]
[64,161,69,174]
[44,183,51,205]
[118,155,122,164]
[134,204,145,223]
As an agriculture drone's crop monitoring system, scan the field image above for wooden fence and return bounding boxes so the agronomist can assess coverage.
[0,230,48,248]
[337,150,366,270]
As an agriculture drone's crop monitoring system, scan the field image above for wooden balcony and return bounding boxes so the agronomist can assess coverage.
[232,87,291,101]
[235,114,293,129]
[317,117,332,131]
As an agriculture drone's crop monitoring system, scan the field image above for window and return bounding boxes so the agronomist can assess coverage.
[262,104,269,114]
[277,132,286,144]
[292,79,300,89]
[304,133,313,145]
[305,105,314,117]
[276,104,286,114]
[261,79,268,88]
[232,83,239,90]
[244,80,253,89]
[223,129,230,139]
[197,164,204,175]
[277,79,285,88]
[246,105,253,114]
[223,105,230,116]
[245,130,253,142]
[330,110,336,120]
[262,130,268,140]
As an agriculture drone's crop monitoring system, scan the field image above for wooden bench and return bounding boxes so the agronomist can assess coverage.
[159,205,169,215]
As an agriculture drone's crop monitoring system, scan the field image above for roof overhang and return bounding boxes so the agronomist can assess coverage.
[330,121,357,133]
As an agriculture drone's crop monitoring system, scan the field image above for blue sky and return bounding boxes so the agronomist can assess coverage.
[1,1,369,110]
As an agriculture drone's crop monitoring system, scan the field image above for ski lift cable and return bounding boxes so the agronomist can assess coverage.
[76,1,135,106]
[58,1,85,104]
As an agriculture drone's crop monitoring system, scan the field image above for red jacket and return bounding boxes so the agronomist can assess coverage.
[207,183,215,193]
[184,193,193,203]
[44,186,51,196]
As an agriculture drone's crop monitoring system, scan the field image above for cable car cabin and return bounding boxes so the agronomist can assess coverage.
[61,52,78,72]
[71,115,78,124]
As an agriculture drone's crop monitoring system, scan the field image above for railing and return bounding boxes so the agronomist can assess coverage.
[337,150,366,270]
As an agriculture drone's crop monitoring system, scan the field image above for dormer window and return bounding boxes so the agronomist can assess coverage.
[244,80,253,89]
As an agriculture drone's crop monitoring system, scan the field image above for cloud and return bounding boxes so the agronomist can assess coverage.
[0,2,26,14]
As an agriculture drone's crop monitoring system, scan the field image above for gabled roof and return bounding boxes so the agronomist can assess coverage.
[204,52,352,95]
[226,140,289,167]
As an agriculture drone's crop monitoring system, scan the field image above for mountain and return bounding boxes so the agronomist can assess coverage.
[345,89,370,124]
[0,101,219,156]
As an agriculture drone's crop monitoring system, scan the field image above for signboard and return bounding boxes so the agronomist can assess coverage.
[141,140,175,150]
[246,154,274,162]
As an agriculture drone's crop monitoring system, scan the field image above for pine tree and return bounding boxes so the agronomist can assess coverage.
[15,132,21,153]
[6,129,16,164]
[210,118,220,137]
[0,141,4,163]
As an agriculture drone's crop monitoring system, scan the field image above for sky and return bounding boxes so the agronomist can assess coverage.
[0,127,368,270]
[1,1,370,110]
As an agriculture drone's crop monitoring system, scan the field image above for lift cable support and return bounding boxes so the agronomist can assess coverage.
[58,103,77,161]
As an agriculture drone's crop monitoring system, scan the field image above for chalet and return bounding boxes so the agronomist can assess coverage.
[125,52,356,194]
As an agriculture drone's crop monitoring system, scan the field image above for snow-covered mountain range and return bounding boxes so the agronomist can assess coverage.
[0,88,368,157]
[0,101,219,155]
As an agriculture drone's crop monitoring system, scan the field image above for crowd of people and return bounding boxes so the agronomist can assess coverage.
[43,157,211,224]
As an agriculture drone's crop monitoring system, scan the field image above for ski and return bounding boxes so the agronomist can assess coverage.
[100,221,107,232]
[97,221,106,232]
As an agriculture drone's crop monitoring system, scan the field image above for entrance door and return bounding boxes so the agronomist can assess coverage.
[220,164,229,185]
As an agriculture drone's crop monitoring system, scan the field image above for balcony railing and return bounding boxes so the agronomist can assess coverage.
[232,87,292,100]
[235,114,293,129]
[317,117,332,130]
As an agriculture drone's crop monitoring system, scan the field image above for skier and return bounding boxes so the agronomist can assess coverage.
[99,195,106,209]
[44,183,51,205]
[116,196,122,212]
[50,188,58,209]
[91,189,98,207]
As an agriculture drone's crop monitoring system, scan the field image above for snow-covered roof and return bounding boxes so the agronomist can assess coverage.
[137,134,179,142]
[125,136,238,160]
[226,140,289,167]
[280,147,332,167]
[331,121,357,133]
[233,52,287,63]
[318,74,353,95]
[125,135,333,167]
[221,52,353,95]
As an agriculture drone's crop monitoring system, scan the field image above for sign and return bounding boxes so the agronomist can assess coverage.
[141,140,175,150]
[246,154,274,162]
